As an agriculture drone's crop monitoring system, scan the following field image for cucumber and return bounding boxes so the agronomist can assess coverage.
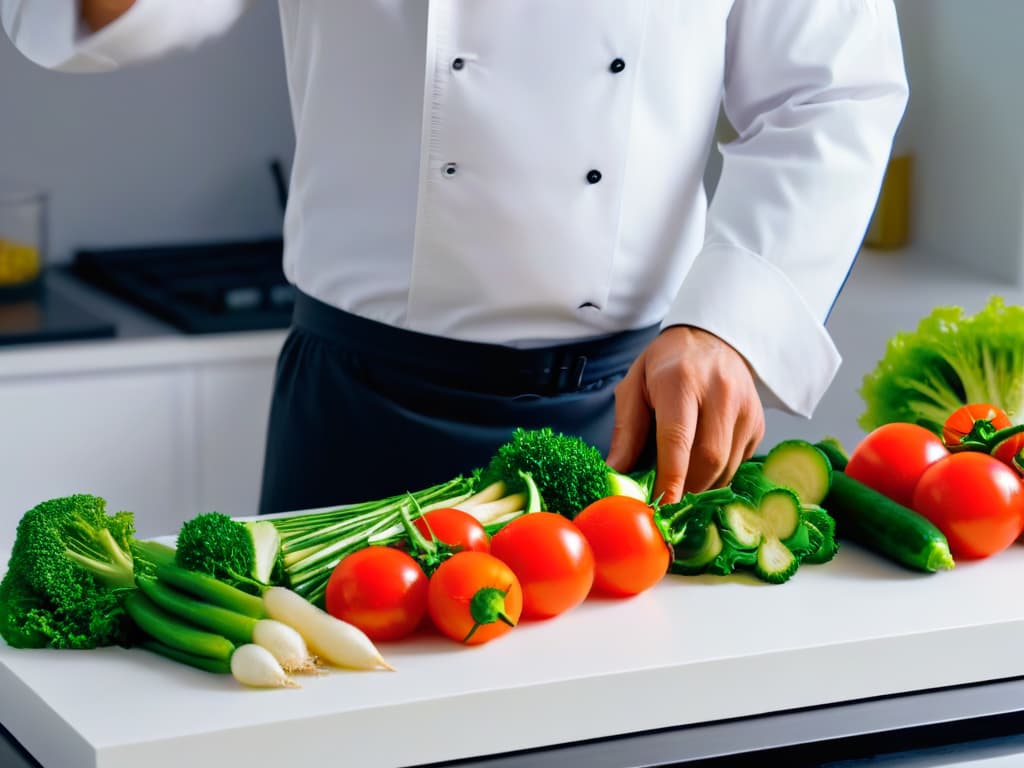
[822,470,954,573]
[814,438,850,472]
[812,438,953,572]
[761,439,833,506]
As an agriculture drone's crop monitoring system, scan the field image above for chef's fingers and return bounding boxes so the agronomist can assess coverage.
[712,406,764,491]
[686,393,736,493]
[606,368,651,473]
[653,393,699,504]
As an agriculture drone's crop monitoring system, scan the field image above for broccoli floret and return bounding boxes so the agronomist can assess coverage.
[175,512,250,580]
[175,511,283,588]
[0,494,173,649]
[859,296,1024,433]
[478,427,646,518]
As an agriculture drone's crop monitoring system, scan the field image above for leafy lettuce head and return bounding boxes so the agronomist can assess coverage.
[859,295,1024,433]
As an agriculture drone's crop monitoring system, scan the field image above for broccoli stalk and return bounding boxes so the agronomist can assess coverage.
[0,494,176,649]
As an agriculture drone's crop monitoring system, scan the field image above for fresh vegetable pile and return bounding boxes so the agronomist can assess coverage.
[325,484,670,646]
[811,294,1024,572]
[180,427,650,608]
[840,400,1024,564]
[656,440,840,584]
[0,428,670,684]
[9,396,1024,690]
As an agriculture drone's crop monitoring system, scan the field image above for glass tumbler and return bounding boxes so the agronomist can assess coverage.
[0,180,47,298]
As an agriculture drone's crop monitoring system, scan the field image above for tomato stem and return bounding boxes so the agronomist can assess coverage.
[398,495,457,577]
[954,422,1024,453]
[463,585,516,643]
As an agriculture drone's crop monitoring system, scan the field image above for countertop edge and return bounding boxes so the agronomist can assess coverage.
[15,619,1024,768]
[0,330,286,379]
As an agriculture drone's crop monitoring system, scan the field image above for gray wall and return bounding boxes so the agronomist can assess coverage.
[893,0,1024,283]
[0,3,295,264]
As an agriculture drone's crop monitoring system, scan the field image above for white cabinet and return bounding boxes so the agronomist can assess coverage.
[0,334,282,554]
[0,367,194,551]
[194,360,277,521]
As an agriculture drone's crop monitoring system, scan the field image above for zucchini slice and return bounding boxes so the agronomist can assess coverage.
[762,439,834,506]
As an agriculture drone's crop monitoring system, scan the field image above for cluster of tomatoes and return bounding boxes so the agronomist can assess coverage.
[323,496,671,646]
[846,403,1024,560]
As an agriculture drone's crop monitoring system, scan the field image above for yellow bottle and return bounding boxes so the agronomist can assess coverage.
[864,154,913,250]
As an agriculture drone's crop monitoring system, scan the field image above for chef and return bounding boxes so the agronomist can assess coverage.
[1,1,908,514]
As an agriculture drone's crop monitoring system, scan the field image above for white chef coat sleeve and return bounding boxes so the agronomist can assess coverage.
[661,0,908,418]
[1,0,252,72]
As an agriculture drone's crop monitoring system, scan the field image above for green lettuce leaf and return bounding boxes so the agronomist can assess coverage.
[859,296,1024,433]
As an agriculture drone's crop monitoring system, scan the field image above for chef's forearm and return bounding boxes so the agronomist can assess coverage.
[80,0,136,32]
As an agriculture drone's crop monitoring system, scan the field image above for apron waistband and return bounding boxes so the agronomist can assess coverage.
[292,290,660,396]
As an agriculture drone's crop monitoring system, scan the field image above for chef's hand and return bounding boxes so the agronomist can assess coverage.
[605,325,765,505]
[81,0,136,31]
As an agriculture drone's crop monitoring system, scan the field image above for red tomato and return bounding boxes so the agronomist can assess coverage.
[846,423,949,508]
[942,403,1012,449]
[912,452,1024,560]
[325,546,428,642]
[413,508,490,553]
[489,513,594,620]
[427,551,523,645]
[992,433,1024,475]
[573,496,670,597]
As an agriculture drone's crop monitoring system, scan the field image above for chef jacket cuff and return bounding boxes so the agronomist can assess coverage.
[661,243,841,419]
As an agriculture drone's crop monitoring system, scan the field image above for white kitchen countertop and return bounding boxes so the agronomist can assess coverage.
[3,539,1024,768]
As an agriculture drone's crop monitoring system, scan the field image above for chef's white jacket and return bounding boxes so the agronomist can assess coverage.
[1,0,908,417]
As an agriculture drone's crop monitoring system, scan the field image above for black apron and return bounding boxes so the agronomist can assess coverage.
[258,290,660,515]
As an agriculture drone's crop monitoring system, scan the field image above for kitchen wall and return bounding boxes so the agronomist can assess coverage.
[0,3,295,265]
[893,0,1024,282]
[706,3,1024,285]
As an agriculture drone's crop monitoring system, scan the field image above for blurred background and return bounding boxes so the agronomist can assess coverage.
[0,2,292,261]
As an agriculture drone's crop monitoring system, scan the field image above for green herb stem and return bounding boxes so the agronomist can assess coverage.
[123,592,236,662]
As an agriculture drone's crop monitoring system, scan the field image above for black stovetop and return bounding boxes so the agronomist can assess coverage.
[0,283,116,346]
[71,237,294,335]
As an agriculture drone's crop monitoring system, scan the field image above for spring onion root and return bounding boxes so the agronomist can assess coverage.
[230,643,299,688]
[262,587,394,671]
[253,619,321,674]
